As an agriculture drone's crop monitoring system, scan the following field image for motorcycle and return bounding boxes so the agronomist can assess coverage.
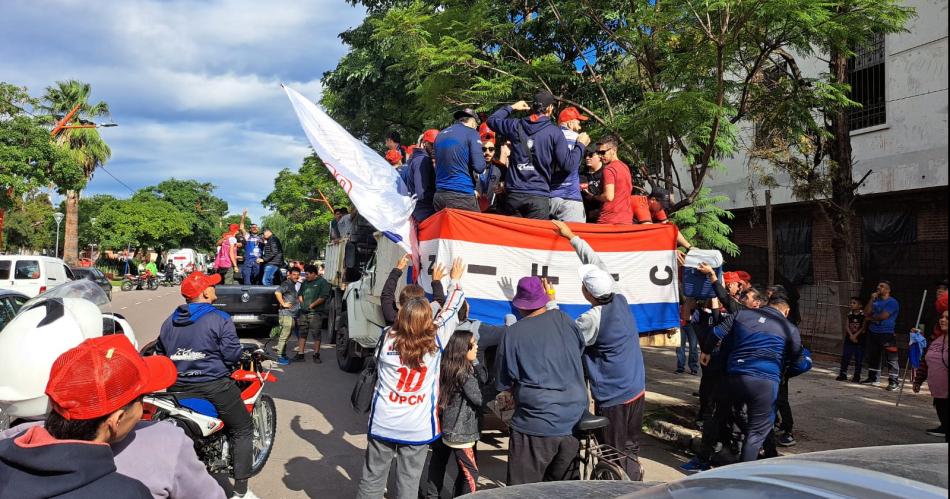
[121,272,159,291]
[158,269,184,287]
[141,342,278,478]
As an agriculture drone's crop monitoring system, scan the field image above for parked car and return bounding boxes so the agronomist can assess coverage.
[0,255,75,298]
[465,443,948,499]
[0,289,29,332]
[70,267,112,301]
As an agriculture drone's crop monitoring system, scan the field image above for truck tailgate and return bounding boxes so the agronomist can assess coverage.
[213,284,280,318]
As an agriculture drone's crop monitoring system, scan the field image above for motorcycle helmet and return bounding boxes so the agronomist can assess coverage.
[0,281,139,421]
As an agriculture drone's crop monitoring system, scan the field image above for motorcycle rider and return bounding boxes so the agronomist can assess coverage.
[156,271,258,499]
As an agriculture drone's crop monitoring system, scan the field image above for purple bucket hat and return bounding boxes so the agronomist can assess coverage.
[511,276,549,311]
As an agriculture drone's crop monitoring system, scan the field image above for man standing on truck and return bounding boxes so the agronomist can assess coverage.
[274,267,301,365]
[258,228,284,286]
[296,264,331,363]
[239,210,262,285]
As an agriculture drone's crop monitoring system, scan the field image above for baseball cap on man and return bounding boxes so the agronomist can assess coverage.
[45,335,176,420]
[578,264,614,299]
[533,90,556,109]
[180,271,222,300]
[422,129,440,144]
[558,106,588,124]
[385,149,403,165]
[453,108,479,121]
[723,272,741,284]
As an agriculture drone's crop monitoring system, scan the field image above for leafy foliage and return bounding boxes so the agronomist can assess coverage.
[137,179,229,251]
[94,196,192,251]
[2,192,56,252]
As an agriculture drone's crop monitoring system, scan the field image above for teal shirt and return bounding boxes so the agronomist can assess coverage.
[300,277,331,314]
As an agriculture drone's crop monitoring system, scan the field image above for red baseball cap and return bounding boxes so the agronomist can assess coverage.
[736,271,752,283]
[422,129,439,144]
[723,272,741,284]
[558,106,588,124]
[45,335,177,420]
[181,271,221,300]
[385,149,403,165]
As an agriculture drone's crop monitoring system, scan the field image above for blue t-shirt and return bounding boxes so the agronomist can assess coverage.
[869,297,899,334]
[244,234,262,262]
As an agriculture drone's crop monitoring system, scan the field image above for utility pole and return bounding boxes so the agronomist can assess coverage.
[766,190,775,287]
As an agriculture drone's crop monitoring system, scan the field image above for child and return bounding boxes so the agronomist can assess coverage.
[424,331,482,498]
[838,296,867,382]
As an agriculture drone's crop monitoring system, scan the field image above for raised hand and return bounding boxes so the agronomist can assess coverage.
[396,254,410,271]
[499,276,515,301]
[432,263,446,282]
[511,100,530,111]
[552,220,575,240]
[450,258,465,281]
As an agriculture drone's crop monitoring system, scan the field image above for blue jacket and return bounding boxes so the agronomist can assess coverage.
[585,294,646,407]
[716,306,803,383]
[487,105,585,196]
[404,148,436,222]
[434,123,486,194]
[549,126,583,200]
[157,303,242,383]
[868,297,899,334]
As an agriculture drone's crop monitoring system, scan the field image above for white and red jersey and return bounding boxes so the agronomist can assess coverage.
[368,283,465,444]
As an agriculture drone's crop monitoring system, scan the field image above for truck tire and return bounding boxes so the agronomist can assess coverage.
[336,326,364,373]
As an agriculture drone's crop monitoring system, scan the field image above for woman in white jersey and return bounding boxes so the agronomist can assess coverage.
[356,259,467,499]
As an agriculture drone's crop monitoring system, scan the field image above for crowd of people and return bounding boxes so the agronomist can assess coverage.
[208,210,286,286]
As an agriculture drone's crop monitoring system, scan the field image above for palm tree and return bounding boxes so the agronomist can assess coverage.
[40,80,111,264]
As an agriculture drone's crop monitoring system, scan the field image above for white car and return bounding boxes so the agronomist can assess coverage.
[0,255,75,298]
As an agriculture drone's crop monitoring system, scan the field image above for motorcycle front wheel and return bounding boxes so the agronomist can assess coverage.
[249,394,277,476]
[120,280,134,292]
[147,279,159,290]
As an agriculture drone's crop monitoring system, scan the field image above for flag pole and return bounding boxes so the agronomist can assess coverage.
[896,289,928,407]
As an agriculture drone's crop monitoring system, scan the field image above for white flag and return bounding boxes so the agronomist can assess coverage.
[283,85,415,252]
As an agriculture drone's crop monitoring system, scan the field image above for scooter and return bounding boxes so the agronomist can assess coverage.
[141,342,278,477]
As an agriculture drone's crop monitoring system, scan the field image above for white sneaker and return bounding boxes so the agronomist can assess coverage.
[231,490,261,499]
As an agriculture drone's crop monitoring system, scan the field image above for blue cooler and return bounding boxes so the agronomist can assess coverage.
[682,249,724,299]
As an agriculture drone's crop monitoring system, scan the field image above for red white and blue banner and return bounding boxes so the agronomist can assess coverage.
[283,85,415,253]
[418,210,681,333]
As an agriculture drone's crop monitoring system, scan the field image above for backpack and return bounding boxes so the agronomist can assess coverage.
[351,328,389,413]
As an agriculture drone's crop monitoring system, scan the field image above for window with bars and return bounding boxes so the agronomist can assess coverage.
[848,33,886,130]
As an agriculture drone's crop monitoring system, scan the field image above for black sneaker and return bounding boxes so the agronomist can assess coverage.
[859,377,879,386]
[925,427,946,437]
[836,373,848,381]
[851,374,861,383]
[675,368,685,374]
[778,433,797,447]
[312,353,322,364]
[293,353,305,362]
[886,380,899,391]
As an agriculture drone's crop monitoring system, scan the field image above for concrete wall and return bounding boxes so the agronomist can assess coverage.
[699,0,948,210]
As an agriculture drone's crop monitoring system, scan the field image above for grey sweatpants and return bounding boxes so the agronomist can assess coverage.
[550,197,586,222]
[356,437,428,499]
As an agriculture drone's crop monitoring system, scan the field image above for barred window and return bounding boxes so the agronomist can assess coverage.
[848,33,886,130]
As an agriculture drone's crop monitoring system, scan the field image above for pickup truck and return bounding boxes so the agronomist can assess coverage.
[212,284,280,332]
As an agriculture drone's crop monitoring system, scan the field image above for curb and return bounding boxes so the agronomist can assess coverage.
[643,409,702,454]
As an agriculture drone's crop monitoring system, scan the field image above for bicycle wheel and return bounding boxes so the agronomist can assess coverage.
[591,461,629,481]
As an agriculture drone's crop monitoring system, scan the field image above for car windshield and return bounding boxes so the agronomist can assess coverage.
[20,279,110,314]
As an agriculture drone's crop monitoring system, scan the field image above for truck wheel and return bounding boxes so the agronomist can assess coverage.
[336,326,364,373]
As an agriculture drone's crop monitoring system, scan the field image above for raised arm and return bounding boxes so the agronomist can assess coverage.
[552,220,609,272]
[239,209,248,236]
[381,255,409,325]
[433,258,467,346]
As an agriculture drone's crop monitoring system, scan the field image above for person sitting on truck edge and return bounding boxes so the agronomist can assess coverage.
[258,228,284,286]
[486,91,589,220]
[156,272,258,499]
[549,220,647,480]
[433,109,487,213]
[297,264,331,364]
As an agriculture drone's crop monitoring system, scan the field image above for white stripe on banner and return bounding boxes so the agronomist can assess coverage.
[417,239,680,333]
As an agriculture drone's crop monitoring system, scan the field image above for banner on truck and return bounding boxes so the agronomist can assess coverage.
[418,210,681,333]
[283,85,415,253]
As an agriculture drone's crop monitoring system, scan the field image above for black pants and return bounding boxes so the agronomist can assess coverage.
[506,429,578,485]
[595,396,644,480]
[728,375,778,462]
[865,333,899,381]
[424,440,479,498]
[840,342,865,377]
[698,372,733,462]
[433,191,480,212]
[504,192,551,220]
[698,355,724,423]
[775,375,793,433]
[935,398,949,442]
[169,378,254,480]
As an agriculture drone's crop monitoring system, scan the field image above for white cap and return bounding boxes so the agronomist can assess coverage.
[578,264,615,298]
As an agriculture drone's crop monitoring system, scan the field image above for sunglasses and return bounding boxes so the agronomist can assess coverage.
[482,147,495,152]
[595,150,611,156]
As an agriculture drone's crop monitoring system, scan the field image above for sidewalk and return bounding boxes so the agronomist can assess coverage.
[640,346,943,456]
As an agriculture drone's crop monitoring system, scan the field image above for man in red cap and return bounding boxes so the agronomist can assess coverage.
[157,271,257,499]
[547,106,589,222]
[0,335,176,499]
[405,128,440,223]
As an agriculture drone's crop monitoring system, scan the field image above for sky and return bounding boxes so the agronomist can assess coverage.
[1,0,366,222]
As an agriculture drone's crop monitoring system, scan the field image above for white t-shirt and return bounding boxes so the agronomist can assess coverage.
[368,283,465,444]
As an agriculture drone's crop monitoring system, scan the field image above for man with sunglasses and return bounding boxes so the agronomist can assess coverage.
[590,136,634,225]
[477,139,506,212]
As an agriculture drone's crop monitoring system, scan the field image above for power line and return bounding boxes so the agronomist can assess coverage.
[98,165,136,194]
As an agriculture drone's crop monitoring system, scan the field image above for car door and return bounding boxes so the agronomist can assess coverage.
[42,260,65,291]
[11,259,42,297]
[0,295,27,332]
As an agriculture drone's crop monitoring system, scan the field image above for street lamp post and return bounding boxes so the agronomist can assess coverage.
[53,212,65,258]
[90,217,98,264]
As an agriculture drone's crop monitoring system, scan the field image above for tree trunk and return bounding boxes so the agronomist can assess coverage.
[826,49,860,282]
[63,189,80,265]
[0,187,12,252]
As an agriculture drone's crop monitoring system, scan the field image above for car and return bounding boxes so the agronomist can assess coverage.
[0,255,75,298]
[0,289,29,333]
[213,283,280,333]
[464,443,948,499]
[69,267,113,301]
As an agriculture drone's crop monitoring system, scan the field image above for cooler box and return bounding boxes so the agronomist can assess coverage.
[682,249,724,299]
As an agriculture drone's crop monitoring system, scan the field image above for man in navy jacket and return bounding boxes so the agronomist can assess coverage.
[434,108,486,212]
[487,91,588,219]
[405,129,439,223]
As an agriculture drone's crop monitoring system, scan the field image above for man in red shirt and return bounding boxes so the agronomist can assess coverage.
[590,136,633,225]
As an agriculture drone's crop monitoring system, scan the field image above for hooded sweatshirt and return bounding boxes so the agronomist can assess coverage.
[487,105,585,197]
[405,147,437,222]
[434,123,487,194]
[157,302,242,383]
[0,425,152,499]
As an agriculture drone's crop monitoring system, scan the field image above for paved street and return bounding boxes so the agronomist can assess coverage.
[117,288,944,498]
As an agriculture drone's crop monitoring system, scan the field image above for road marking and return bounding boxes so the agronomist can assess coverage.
[135,302,142,305]
[121,306,128,310]
[147,298,153,302]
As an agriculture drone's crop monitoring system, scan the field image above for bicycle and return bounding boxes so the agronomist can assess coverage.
[574,411,640,481]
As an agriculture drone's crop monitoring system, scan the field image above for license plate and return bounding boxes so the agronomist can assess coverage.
[232,314,258,321]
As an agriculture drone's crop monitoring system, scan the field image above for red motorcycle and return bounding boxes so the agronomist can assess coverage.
[121,271,158,291]
[141,342,278,477]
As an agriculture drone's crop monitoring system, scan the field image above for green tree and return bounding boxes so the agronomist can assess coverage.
[2,192,55,252]
[138,179,229,251]
[95,197,191,252]
[262,153,349,259]
[0,82,83,250]
[40,80,112,264]
[57,194,118,252]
